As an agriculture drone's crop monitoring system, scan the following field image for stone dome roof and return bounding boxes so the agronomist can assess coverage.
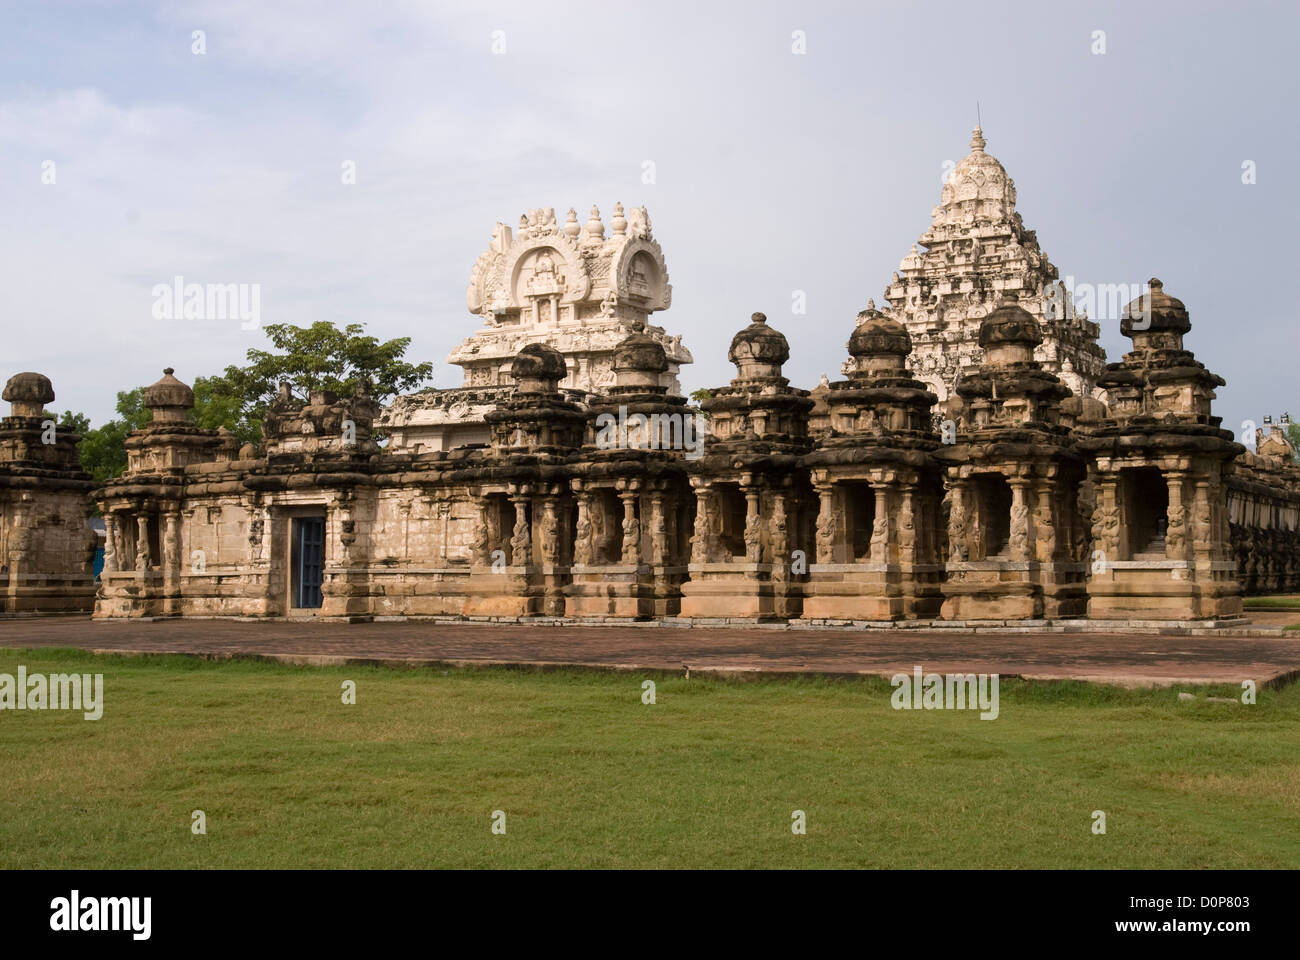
[613,332,669,374]
[728,312,790,367]
[848,302,911,359]
[979,295,1043,349]
[511,343,567,383]
[144,368,194,410]
[2,371,54,406]
[934,127,1017,226]
[1121,278,1190,337]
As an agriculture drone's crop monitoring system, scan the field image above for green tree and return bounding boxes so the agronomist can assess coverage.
[205,321,432,440]
[71,389,150,483]
[689,387,712,420]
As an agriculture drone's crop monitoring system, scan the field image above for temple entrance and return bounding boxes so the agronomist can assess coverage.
[843,482,876,560]
[716,485,747,559]
[292,516,325,609]
[973,475,1012,559]
[1124,467,1168,557]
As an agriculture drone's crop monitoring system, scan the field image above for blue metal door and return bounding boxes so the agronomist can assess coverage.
[293,517,325,608]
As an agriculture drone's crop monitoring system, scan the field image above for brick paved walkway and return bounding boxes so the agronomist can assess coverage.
[0,616,1298,687]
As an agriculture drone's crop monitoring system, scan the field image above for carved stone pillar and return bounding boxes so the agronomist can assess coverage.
[619,489,640,565]
[162,510,181,587]
[1091,479,1119,562]
[1191,480,1213,557]
[898,489,916,560]
[135,514,152,571]
[1165,472,1188,561]
[102,514,119,574]
[540,495,561,566]
[571,482,593,567]
[770,491,789,581]
[742,481,762,564]
[509,493,531,565]
[1034,484,1056,562]
[690,479,713,566]
[1009,480,1032,562]
[649,490,668,566]
[814,482,836,565]
[470,496,491,565]
[947,481,968,562]
[869,483,890,563]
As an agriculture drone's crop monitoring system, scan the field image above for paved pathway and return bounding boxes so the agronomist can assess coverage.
[0,616,1298,687]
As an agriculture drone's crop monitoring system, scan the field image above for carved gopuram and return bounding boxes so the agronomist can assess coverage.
[935,296,1089,620]
[1076,281,1244,620]
[0,373,97,615]
[680,313,813,620]
[801,304,944,620]
[380,203,692,454]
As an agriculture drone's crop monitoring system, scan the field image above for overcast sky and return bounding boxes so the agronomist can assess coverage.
[2,0,1296,442]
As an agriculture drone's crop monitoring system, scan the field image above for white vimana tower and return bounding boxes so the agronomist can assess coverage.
[862,127,1107,404]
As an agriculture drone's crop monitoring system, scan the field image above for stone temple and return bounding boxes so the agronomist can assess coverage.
[3,127,1299,624]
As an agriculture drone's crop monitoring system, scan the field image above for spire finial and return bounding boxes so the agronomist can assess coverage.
[970,124,986,153]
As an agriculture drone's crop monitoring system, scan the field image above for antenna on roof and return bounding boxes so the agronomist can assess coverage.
[976,101,982,128]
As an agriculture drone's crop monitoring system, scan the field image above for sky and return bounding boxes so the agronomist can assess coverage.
[1,0,1296,444]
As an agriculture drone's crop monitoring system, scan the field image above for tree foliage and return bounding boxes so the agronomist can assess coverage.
[64,322,432,482]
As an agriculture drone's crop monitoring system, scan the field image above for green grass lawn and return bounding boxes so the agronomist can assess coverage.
[1243,595,1300,609]
[1,648,1297,869]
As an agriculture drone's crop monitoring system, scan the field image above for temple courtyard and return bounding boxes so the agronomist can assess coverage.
[2,614,1299,686]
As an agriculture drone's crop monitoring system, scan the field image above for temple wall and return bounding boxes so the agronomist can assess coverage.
[1227,450,1300,594]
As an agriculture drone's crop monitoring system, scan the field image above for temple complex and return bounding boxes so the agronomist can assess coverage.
[379,203,692,453]
[85,277,1292,626]
[8,126,1300,626]
[0,373,97,614]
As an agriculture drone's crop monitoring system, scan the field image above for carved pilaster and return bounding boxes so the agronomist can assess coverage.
[102,514,119,574]
[869,483,890,563]
[619,489,640,565]
[470,497,491,565]
[898,489,916,559]
[814,482,836,565]
[947,481,969,562]
[1165,472,1187,561]
[1092,479,1119,561]
[572,483,593,566]
[1009,480,1032,562]
[649,491,668,566]
[743,482,762,564]
[135,514,152,571]
[509,494,531,564]
[540,496,561,565]
[770,491,789,580]
[690,479,714,566]
[1034,484,1055,562]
